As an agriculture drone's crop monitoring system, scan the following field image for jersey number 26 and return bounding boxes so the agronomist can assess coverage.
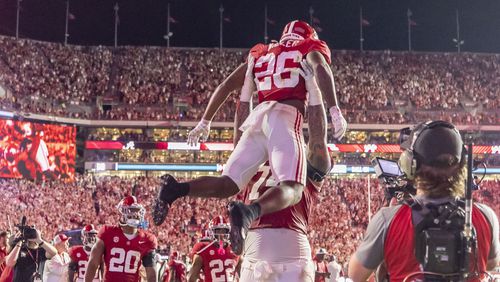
[254,50,302,91]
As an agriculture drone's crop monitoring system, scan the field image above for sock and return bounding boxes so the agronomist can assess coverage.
[161,182,190,204]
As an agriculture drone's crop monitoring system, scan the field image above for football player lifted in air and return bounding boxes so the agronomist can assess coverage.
[235,58,332,281]
[153,20,345,255]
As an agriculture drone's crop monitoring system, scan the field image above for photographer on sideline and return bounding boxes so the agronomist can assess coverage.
[5,228,57,282]
[348,121,499,281]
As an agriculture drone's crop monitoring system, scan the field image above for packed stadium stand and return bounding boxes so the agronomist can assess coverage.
[0,36,499,124]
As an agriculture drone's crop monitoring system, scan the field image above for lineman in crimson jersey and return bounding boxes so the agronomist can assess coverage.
[188,216,240,282]
[153,20,346,256]
[166,251,186,282]
[85,196,158,282]
[68,224,102,282]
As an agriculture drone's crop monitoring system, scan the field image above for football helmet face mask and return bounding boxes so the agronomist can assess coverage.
[81,224,98,249]
[117,196,146,228]
[209,216,230,241]
[280,20,318,44]
[200,229,213,242]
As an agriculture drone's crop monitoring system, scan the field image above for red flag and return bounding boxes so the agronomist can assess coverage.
[224,17,231,23]
[68,13,76,20]
[168,16,178,24]
[361,18,370,26]
[409,19,417,26]
[312,16,321,25]
[266,17,275,25]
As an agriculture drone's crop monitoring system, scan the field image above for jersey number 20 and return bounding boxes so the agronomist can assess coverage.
[109,248,141,274]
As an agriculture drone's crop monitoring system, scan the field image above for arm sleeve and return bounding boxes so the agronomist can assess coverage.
[354,207,399,269]
[142,251,155,267]
[476,203,500,260]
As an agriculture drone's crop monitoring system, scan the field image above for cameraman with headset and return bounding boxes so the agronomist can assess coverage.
[5,225,57,282]
[348,121,499,281]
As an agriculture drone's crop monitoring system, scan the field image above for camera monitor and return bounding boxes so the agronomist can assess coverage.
[373,157,403,178]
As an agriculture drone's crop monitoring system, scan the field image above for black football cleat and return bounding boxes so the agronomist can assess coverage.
[152,199,170,226]
[227,201,259,255]
[152,174,187,226]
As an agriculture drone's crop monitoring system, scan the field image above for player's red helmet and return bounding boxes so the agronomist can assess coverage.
[117,196,145,228]
[209,216,230,241]
[280,20,318,44]
[81,224,98,248]
[170,251,179,261]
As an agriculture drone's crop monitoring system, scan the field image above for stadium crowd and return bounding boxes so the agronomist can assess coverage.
[0,175,498,268]
[1,36,499,125]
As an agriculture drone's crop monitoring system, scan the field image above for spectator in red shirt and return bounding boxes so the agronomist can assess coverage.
[0,231,8,276]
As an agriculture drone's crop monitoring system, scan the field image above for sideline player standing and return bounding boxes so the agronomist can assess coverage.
[166,251,186,282]
[68,224,101,282]
[188,216,240,282]
[85,196,158,282]
[153,20,346,255]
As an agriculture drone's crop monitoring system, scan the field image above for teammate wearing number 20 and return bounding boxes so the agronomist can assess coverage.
[153,20,347,256]
[85,196,158,282]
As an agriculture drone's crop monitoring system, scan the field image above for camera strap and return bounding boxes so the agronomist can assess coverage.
[26,248,40,275]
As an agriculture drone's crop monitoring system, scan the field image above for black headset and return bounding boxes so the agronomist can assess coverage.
[398,120,464,180]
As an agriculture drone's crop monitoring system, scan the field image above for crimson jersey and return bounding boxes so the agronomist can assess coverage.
[250,38,331,103]
[69,245,100,282]
[241,163,321,235]
[98,225,157,282]
[191,241,239,282]
[167,260,186,282]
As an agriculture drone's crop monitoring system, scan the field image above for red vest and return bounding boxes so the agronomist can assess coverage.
[384,204,491,282]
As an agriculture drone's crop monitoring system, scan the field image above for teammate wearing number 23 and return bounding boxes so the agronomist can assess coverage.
[85,196,158,282]
[188,216,239,282]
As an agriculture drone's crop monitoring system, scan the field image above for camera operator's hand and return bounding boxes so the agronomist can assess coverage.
[31,229,43,244]
[12,231,24,246]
